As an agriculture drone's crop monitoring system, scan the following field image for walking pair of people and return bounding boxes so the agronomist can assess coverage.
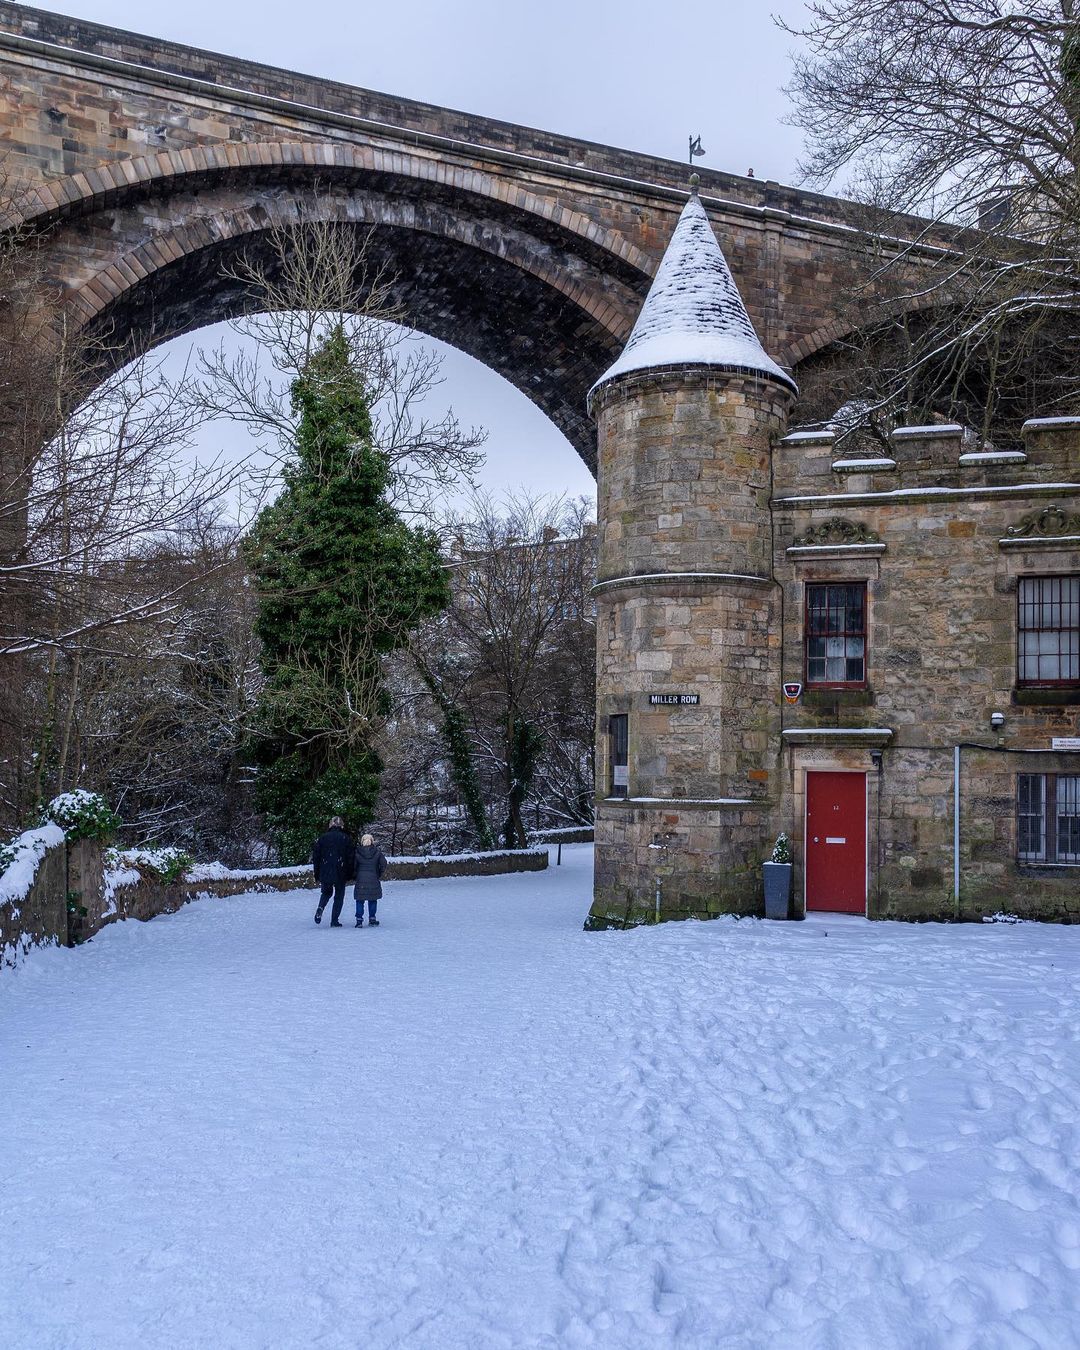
[311,817,387,929]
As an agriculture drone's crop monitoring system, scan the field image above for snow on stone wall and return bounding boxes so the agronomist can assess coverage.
[0,824,68,969]
[0,823,65,909]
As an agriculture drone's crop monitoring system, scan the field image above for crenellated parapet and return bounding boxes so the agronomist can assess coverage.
[775,412,1080,500]
[1020,416,1080,474]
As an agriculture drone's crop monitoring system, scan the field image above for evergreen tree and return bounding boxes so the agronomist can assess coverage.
[243,328,449,861]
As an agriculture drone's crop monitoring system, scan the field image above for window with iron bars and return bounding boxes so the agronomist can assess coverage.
[805,583,867,687]
[1017,576,1080,686]
[1017,774,1080,864]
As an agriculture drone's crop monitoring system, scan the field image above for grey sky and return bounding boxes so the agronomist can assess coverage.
[66,0,812,504]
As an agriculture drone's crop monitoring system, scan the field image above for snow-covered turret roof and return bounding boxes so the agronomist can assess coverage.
[591,191,797,397]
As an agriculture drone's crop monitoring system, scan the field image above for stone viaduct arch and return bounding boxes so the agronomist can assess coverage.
[10,144,654,460]
[0,2,954,467]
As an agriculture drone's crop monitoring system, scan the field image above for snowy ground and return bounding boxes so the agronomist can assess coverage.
[3,846,1080,1349]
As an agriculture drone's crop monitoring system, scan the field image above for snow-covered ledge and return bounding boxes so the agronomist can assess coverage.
[592,571,771,596]
[831,457,897,473]
[774,482,1080,507]
[959,450,1027,466]
[1021,416,1080,432]
[781,429,835,447]
[891,423,964,441]
[999,534,1080,551]
[781,727,894,747]
[604,796,761,810]
[786,543,886,559]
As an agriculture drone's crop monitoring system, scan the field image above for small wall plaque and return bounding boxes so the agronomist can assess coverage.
[648,693,700,706]
[1052,737,1080,750]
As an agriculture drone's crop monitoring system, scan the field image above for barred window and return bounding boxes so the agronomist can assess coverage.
[1017,774,1080,864]
[806,583,867,687]
[1018,576,1080,686]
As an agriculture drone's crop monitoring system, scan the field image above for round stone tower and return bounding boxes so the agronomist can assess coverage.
[586,186,797,929]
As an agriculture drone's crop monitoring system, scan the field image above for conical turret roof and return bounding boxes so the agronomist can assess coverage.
[591,192,797,397]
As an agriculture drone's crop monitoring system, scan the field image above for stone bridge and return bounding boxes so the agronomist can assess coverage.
[0,2,943,465]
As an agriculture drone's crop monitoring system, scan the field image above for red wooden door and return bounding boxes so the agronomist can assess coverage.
[805,772,867,913]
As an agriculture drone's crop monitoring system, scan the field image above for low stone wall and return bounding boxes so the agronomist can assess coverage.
[67,838,106,943]
[182,848,550,898]
[389,849,550,881]
[0,833,67,969]
[108,875,201,923]
[529,827,595,845]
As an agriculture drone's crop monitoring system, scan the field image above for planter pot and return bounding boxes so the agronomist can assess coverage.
[763,862,792,920]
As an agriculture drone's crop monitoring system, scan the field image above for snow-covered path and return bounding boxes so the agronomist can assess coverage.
[3,846,1080,1349]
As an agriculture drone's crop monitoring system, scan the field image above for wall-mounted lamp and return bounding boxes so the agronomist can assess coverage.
[990,711,1005,730]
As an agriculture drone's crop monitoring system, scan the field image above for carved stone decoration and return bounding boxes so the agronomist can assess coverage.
[792,518,880,547]
[1006,504,1080,538]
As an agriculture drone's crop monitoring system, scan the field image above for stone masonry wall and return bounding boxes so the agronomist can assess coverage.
[594,370,793,580]
[592,800,771,928]
[592,401,1080,928]
[65,837,104,943]
[0,0,949,240]
[590,370,795,928]
[774,417,1080,920]
[0,833,66,968]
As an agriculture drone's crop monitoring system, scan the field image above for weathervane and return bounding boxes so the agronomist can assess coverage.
[688,134,705,165]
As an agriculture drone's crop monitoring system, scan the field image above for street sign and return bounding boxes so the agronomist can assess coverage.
[1052,737,1080,750]
[648,693,700,706]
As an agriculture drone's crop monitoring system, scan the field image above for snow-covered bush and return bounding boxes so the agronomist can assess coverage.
[770,833,792,865]
[119,846,194,885]
[0,837,21,877]
[42,790,121,844]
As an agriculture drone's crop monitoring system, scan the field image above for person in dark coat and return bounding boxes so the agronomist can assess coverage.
[312,816,355,927]
[353,833,387,927]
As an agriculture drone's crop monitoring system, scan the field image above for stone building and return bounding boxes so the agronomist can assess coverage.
[588,188,1080,928]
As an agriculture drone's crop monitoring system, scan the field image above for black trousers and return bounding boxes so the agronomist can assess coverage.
[319,881,346,924]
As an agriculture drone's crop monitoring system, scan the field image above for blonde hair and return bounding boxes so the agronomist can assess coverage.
[361,833,374,847]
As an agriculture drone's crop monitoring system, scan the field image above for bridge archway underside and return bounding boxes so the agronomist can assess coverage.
[46,171,648,464]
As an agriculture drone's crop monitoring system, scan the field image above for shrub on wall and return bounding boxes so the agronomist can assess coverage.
[42,790,121,844]
[122,847,195,885]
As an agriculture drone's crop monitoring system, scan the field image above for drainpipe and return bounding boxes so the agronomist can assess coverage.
[953,744,961,906]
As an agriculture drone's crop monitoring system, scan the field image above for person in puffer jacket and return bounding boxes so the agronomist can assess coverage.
[353,833,387,927]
